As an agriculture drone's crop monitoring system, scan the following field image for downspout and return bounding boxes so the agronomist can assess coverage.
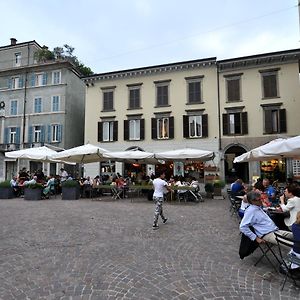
[22,43,30,147]
[216,62,221,151]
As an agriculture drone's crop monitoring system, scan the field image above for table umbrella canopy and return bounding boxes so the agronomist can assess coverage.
[155,148,214,161]
[51,144,109,164]
[233,138,286,163]
[103,149,159,164]
[5,146,57,162]
[262,135,300,159]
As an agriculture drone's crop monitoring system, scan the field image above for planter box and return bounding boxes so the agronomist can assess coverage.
[0,187,14,199]
[62,187,80,200]
[24,188,42,200]
[213,187,222,196]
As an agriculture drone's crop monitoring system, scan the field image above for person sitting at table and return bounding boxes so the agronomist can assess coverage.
[279,183,300,230]
[175,176,188,201]
[231,179,245,197]
[289,211,300,275]
[240,191,292,246]
[83,176,93,198]
[23,176,37,186]
[43,175,55,198]
[10,176,21,197]
[116,176,126,198]
[254,181,271,208]
[238,185,250,218]
[263,178,277,206]
[92,175,102,196]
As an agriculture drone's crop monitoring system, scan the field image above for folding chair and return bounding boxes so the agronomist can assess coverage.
[275,232,300,290]
[254,241,281,273]
[111,187,122,200]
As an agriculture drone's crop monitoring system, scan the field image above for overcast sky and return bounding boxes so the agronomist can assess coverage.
[0,0,299,73]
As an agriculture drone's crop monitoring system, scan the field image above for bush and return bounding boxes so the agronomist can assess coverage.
[62,180,79,188]
[213,180,225,188]
[204,183,214,193]
[0,180,11,188]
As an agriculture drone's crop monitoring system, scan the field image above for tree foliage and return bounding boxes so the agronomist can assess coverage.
[34,44,93,76]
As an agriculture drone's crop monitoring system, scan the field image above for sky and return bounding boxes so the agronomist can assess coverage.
[0,0,299,74]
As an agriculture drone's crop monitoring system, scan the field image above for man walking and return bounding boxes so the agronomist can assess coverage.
[152,171,172,230]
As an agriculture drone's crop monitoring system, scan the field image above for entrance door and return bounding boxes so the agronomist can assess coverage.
[5,161,17,179]
[225,145,249,183]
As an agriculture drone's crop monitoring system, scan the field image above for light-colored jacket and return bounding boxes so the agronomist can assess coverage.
[280,196,300,227]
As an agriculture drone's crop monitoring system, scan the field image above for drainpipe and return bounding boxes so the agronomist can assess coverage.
[22,43,30,147]
[216,62,221,151]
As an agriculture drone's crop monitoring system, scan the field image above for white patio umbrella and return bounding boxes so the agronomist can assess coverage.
[233,138,286,163]
[5,146,57,162]
[155,148,214,162]
[261,135,300,159]
[103,149,159,164]
[51,143,109,164]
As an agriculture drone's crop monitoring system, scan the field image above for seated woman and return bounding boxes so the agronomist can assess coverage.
[279,184,300,230]
[289,211,300,274]
[43,175,55,198]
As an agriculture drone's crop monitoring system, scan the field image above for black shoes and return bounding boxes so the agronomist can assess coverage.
[152,224,159,230]
[163,218,168,224]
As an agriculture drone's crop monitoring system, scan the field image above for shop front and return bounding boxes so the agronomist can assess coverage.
[260,159,286,182]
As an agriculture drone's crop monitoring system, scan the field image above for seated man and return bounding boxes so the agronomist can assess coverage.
[43,175,55,198]
[10,176,21,197]
[240,191,292,246]
[231,179,245,197]
[263,178,277,206]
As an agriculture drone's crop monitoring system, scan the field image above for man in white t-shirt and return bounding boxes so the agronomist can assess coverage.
[152,171,173,230]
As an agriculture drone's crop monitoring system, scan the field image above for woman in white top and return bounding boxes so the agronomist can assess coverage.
[280,184,300,229]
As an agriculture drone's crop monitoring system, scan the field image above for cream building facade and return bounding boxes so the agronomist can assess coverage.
[83,49,300,182]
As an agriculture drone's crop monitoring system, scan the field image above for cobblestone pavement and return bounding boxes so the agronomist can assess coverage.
[0,196,300,300]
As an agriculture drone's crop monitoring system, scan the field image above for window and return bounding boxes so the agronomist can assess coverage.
[293,160,300,177]
[103,90,114,111]
[151,117,174,140]
[155,81,170,106]
[124,119,145,141]
[51,124,60,142]
[10,100,18,115]
[183,115,208,138]
[261,69,279,98]
[226,76,241,102]
[263,108,286,134]
[9,127,17,143]
[185,77,203,103]
[52,96,60,111]
[98,121,118,142]
[33,126,42,142]
[31,73,47,87]
[222,112,248,135]
[15,53,21,67]
[52,71,61,84]
[34,98,42,113]
[129,87,141,109]
[9,76,24,89]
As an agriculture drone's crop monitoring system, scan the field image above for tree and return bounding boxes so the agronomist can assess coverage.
[34,44,93,76]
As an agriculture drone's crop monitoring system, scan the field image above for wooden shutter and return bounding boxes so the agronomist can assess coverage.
[124,120,129,140]
[169,117,174,139]
[279,109,287,133]
[202,114,208,137]
[263,74,277,98]
[241,112,248,134]
[58,125,63,142]
[222,114,229,135]
[41,126,45,142]
[227,79,240,101]
[28,126,33,143]
[4,128,9,144]
[264,110,273,134]
[47,125,51,143]
[151,118,157,139]
[98,122,103,142]
[140,119,145,140]
[183,115,189,138]
[16,127,20,144]
[113,121,118,141]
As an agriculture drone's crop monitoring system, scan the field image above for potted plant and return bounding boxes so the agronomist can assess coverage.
[0,180,14,199]
[213,180,226,197]
[204,183,214,198]
[62,180,80,200]
[24,183,44,200]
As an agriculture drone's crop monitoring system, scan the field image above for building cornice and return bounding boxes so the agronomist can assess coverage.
[218,49,300,72]
[83,57,217,83]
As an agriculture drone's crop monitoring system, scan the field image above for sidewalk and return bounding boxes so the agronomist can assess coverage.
[0,196,299,299]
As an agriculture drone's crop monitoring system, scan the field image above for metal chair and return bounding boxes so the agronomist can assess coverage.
[275,232,300,290]
[111,187,122,200]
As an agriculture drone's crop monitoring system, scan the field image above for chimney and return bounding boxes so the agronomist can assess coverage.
[10,38,17,45]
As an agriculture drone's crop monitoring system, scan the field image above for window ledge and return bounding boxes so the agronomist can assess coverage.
[225,100,243,103]
[127,107,142,110]
[262,96,280,100]
[101,109,116,112]
[154,105,171,108]
[185,102,204,105]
